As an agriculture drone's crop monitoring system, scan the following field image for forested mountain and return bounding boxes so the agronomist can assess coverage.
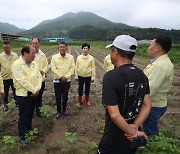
[0,22,25,34]
[17,12,180,42]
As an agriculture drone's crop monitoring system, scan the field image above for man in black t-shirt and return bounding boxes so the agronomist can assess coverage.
[98,35,152,154]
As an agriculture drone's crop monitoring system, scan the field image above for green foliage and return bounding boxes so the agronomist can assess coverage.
[16,12,180,43]
[137,134,180,154]
[65,132,77,144]
[25,128,38,144]
[97,103,104,108]
[89,140,98,152]
[136,44,180,65]
[161,118,180,139]
[0,115,8,131]
[40,105,55,125]
[6,100,17,115]
[137,119,180,154]
[96,119,105,126]
[136,44,149,58]
[0,135,16,152]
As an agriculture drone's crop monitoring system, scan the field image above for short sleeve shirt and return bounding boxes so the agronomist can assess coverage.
[100,64,150,149]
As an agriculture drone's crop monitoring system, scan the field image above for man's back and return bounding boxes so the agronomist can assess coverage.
[144,54,174,107]
[101,64,150,148]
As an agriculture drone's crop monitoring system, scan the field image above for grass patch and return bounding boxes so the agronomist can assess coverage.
[71,41,180,65]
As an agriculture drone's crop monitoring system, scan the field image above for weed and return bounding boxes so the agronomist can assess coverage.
[137,119,180,153]
[0,135,16,152]
[96,119,105,126]
[65,132,77,144]
[25,128,38,144]
[0,115,9,131]
[40,105,55,125]
[161,118,180,139]
[89,140,98,152]
[97,103,103,108]
[137,134,180,154]
[6,100,17,115]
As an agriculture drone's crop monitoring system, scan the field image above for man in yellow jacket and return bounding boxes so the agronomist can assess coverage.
[11,45,42,145]
[75,43,96,108]
[0,41,18,111]
[104,54,114,72]
[32,38,48,117]
[0,73,5,104]
[51,42,75,119]
[143,36,174,136]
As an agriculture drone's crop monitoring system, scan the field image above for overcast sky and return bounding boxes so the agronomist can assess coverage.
[0,0,179,30]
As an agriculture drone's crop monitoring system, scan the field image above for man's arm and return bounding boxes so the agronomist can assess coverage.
[146,66,166,97]
[50,56,62,78]
[133,94,152,128]
[91,58,96,81]
[107,105,137,136]
[41,54,48,74]
[11,63,37,94]
[65,56,75,79]
[104,58,108,72]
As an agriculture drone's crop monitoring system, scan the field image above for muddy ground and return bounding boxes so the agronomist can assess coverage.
[0,46,179,154]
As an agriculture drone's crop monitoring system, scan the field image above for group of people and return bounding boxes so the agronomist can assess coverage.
[0,34,174,153]
[0,39,96,145]
[97,35,174,153]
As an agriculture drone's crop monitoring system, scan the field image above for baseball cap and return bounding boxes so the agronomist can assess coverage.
[106,35,137,52]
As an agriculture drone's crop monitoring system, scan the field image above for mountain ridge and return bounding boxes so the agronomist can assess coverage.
[0,22,25,34]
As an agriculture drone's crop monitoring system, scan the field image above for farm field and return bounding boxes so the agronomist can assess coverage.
[0,43,179,153]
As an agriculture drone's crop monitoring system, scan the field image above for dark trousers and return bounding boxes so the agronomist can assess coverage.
[17,96,35,140]
[3,79,16,105]
[143,106,167,136]
[97,141,136,154]
[78,76,91,96]
[35,81,45,113]
[54,82,70,113]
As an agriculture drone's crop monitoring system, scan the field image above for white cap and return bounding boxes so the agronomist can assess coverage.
[106,35,137,52]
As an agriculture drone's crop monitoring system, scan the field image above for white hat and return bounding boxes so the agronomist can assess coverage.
[106,35,137,52]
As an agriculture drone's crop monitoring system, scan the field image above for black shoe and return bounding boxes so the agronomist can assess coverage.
[3,106,8,112]
[55,113,62,119]
[15,102,19,107]
[19,140,28,146]
[63,111,69,116]
[37,112,42,117]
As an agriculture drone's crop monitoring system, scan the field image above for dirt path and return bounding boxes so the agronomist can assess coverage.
[0,46,179,153]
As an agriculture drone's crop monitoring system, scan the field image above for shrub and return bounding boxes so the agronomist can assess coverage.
[0,135,16,152]
[65,132,77,144]
[40,105,55,125]
[25,128,38,144]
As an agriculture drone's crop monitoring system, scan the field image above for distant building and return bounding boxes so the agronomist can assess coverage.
[138,40,151,44]
[18,37,31,42]
[0,32,22,41]
[43,37,72,42]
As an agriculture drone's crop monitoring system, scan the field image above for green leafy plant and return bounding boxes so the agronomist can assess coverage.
[137,119,180,154]
[40,105,55,125]
[6,100,17,114]
[89,140,98,152]
[65,132,77,144]
[0,135,16,152]
[161,118,180,139]
[137,134,180,154]
[0,115,9,131]
[25,128,38,144]
[97,103,103,108]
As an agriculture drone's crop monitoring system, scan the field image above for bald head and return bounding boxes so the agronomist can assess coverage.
[21,45,36,62]
[31,38,40,52]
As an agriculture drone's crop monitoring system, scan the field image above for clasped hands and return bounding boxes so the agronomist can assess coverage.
[124,124,148,142]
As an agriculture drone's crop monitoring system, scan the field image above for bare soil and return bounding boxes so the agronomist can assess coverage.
[0,46,179,154]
